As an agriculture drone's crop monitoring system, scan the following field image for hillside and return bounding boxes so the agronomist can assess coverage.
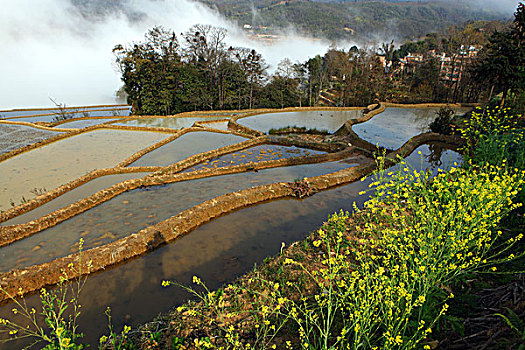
[197,0,510,41]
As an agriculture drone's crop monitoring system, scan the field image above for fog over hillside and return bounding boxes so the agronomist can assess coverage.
[310,0,518,14]
[0,0,332,110]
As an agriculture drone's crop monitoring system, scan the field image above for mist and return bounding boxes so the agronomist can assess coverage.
[0,0,331,110]
[458,0,520,16]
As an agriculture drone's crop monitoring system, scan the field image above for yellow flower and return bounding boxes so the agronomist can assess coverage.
[60,337,71,347]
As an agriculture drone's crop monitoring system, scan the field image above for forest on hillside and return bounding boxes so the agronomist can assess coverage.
[197,0,509,41]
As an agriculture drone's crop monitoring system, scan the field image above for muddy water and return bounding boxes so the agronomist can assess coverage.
[55,118,118,129]
[0,130,169,211]
[1,108,131,122]
[353,107,471,149]
[1,173,150,226]
[128,131,247,167]
[201,120,229,130]
[238,110,362,133]
[0,144,461,349]
[185,145,325,172]
[0,160,355,272]
[113,116,227,129]
[0,106,130,119]
[0,124,62,155]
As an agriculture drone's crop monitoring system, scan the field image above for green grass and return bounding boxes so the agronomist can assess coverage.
[268,126,330,135]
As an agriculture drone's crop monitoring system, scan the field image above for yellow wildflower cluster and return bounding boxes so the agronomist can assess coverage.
[252,160,524,349]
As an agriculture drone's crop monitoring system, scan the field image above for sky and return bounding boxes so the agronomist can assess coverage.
[0,0,520,110]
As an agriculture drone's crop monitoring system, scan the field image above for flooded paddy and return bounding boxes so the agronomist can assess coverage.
[0,129,169,211]
[1,173,150,226]
[185,144,325,172]
[55,118,119,129]
[200,120,229,130]
[0,107,131,123]
[113,116,227,129]
[0,160,354,272]
[238,110,361,133]
[0,124,63,155]
[0,105,130,119]
[0,143,461,348]
[128,131,247,167]
[353,107,470,149]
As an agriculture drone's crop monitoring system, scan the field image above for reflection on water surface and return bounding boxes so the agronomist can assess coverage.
[238,110,361,134]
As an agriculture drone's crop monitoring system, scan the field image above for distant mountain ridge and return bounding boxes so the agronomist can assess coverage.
[197,0,510,41]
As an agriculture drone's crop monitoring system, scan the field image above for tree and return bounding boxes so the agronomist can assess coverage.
[113,26,182,115]
[182,25,229,110]
[234,48,267,109]
[409,58,446,102]
[472,3,525,106]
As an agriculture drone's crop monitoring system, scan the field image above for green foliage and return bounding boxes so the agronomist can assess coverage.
[198,0,507,41]
[430,106,455,135]
[495,308,525,349]
[114,25,269,115]
[460,105,525,205]
[0,240,91,349]
[472,131,525,170]
[471,4,525,106]
[408,58,447,102]
[98,308,133,350]
[115,7,522,114]
[459,106,524,164]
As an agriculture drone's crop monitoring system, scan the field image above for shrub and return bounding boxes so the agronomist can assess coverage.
[429,106,455,135]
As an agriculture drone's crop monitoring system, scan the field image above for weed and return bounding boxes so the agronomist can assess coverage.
[429,106,455,135]
[30,187,48,196]
[98,307,133,350]
[268,126,329,135]
[49,98,77,123]
[495,307,525,349]
[0,239,91,349]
